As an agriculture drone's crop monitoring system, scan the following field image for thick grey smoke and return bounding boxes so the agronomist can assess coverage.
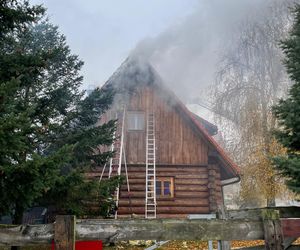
[129,0,278,101]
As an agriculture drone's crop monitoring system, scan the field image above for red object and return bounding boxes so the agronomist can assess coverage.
[52,241,102,250]
[281,218,300,238]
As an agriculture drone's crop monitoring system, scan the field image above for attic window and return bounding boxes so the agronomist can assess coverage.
[127,112,145,130]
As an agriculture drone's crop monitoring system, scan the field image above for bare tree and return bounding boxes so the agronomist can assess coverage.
[212,0,294,207]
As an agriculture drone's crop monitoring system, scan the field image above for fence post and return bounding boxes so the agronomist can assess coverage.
[261,209,283,250]
[217,205,231,250]
[54,215,76,250]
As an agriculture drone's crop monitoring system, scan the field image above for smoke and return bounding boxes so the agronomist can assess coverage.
[129,0,281,102]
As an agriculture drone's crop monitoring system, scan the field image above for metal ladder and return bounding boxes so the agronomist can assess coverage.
[108,107,126,219]
[145,113,157,219]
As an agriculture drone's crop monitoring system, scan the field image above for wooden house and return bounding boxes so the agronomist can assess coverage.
[90,57,240,219]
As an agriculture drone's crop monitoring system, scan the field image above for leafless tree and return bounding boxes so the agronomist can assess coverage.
[212,0,295,207]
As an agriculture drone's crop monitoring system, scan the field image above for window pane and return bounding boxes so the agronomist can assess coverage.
[156,181,161,196]
[127,112,144,130]
[164,181,171,196]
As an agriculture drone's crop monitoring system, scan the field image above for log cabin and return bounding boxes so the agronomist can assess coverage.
[89,56,240,219]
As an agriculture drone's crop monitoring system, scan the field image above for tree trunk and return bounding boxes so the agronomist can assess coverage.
[11,203,24,250]
[267,198,276,207]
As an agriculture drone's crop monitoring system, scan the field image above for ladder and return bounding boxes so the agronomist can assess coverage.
[145,113,157,219]
[108,107,126,219]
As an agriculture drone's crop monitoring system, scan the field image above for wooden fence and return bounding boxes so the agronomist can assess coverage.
[0,207,299,250]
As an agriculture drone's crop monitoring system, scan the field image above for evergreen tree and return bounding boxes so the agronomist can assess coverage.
[273,4,300,193]
[0,0,118,226]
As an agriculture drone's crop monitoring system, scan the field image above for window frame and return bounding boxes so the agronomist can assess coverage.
[155,177,174,198]
[127,111,145,131]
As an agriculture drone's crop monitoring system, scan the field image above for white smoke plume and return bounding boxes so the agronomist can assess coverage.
[129,0,288,102]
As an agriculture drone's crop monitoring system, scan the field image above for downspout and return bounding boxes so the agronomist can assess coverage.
[220,176,241,209]
[221,176,240,187]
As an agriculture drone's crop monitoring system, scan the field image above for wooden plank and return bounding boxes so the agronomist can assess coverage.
[261,210,283,250]
[0,224,53,246]
[54,215,75,250]
[76,218,264,242]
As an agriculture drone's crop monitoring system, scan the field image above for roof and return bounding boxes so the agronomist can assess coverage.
[190,112,218,136]
[103,56,240,180]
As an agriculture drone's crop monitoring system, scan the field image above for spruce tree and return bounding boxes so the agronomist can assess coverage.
[273,4,300,193]
[0,0,118,226]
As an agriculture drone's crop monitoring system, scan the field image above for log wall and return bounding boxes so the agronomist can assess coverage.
[89,164,223,218]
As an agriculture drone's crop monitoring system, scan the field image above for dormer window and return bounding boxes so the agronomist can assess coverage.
[127,112,145,131]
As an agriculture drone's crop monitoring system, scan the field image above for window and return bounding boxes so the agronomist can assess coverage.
[156,177,174,198]
[127,112,145,130]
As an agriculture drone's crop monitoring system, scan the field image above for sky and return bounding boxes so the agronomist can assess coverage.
[29,0,277,103]
[30,0,198,89]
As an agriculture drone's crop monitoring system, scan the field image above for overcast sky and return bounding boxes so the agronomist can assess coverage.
[30,0,198,89]
[29,0,277,104]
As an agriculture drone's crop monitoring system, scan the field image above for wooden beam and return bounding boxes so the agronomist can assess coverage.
[0,224,53,246]
[76,219,264,243]
[2,213,298,246]
[261,210,283,250]
[54,215,75,250]
[228,207,300,220]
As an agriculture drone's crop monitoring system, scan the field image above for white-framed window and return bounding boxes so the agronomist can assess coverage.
[127,112,145,131]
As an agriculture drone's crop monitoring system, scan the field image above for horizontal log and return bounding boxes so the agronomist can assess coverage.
[117,214,190,219]
[118,206,210,215]
[118,199,144,207]
[126,179,146,184]
[175,179,208,185]
[175,191,209,198]
[0,224,53,246]
[76,219,264,242]
[156,214,189,219]
[175,185,208,192]
[1,208,299,246]
[158,199,209,207]
[120,185,145,191]
[121,183,210,192]
[128,166,207,173]
[90,172,210,180]
[120,191,210,199]
[175,174,208,179]
[120,191,145,198]
[228,207,300,220]
[118,199,209,207]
